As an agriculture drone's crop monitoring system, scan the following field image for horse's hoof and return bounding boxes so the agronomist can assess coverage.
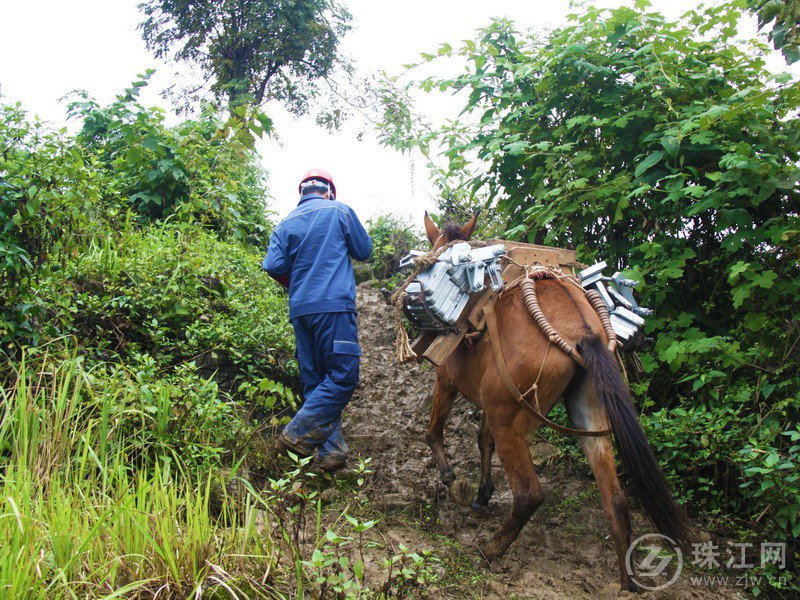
[440,467,456,487]
[478,538,508,563]
[469,501,490,515]
[448,478,475,507]
[621,579,640,594]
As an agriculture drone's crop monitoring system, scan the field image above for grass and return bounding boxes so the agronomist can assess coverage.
[0,355,282,598]
[0,353,446,599]
[551,488,599,515]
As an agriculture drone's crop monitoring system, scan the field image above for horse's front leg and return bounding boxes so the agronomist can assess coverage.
[426,368,457,486]
[426,368,473,505]
[472,412,495,511]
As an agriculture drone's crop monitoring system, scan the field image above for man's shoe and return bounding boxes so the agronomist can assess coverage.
[275,433,315,458]
[316,453,347,472]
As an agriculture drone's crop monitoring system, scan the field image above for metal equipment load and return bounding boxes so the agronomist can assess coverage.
[400,242,507,332]
[578,261,653,349]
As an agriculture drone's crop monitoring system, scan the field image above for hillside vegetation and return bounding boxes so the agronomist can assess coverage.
[2,1,799,597]
[380,1,799,594]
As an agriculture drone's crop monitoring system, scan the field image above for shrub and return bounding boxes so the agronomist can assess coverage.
[38,223,297,403]
[0,103,101,349]
[366,214,424,279]
[1,83,273,354]
[93,355,246,470]
[66,72,271,244]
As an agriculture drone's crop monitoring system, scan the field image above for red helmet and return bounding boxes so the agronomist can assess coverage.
[299,168,336,198]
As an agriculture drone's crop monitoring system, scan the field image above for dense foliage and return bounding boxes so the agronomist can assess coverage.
[41,224,295,402]
[0,80,445,596]
[66,72,271,241]
[1,76,273,348]
[0,105,97,348]
[380,1,799,593]
[1,81,297,473]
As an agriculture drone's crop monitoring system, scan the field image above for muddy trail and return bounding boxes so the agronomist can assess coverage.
[343,284,741,599]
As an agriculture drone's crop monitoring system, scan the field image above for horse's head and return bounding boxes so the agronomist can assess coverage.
[424,211,479,250]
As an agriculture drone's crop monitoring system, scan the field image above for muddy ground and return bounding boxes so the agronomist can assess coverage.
[342,284,743,599]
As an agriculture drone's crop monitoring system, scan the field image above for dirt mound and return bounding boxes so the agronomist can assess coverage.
[345,284,741,599]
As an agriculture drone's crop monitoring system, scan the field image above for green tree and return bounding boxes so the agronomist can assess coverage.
[380,1,800,592]
[138,0,352,114]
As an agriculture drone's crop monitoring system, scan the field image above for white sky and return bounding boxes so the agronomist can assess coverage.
[0,0,793,227]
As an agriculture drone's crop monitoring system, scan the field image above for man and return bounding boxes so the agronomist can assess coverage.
[263,168,372,471]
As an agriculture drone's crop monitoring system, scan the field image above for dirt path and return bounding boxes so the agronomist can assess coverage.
[345,284,742,599]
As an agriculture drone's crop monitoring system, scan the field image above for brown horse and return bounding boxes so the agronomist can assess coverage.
[420,212,692,592]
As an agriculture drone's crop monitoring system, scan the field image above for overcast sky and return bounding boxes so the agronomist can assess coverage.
[0,0,792,226]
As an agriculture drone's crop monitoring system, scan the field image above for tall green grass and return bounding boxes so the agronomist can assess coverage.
[0,355,283,599]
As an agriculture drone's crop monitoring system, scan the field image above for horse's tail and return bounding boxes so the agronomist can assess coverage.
[578,334,693,547]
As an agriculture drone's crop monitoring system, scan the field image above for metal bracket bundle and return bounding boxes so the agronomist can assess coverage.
[400,242,507,330]
[578,261,652,349]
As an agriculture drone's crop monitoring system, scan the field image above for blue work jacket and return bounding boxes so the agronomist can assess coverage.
[263,194,373,319]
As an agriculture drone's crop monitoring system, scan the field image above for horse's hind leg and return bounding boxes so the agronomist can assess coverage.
[480,417,544,560]
[566,379,637,592]
[472,413,495,510]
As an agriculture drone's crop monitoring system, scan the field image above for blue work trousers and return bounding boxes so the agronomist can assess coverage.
[282,311,360,459]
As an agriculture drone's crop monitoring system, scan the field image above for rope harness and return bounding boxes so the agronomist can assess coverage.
[484,264,614,437]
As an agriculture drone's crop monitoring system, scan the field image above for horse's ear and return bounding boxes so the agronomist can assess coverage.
[424,211,441,246]
[460,211,480,240]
